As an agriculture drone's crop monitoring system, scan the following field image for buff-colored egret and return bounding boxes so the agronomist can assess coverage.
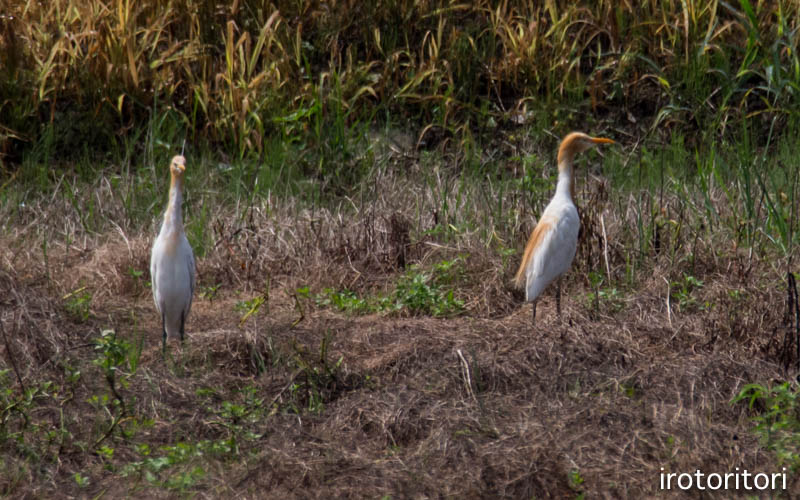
[150,155,196,351]
[514,132,614,323]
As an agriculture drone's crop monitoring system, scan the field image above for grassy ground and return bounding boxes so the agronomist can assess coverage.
[4,1,800,498]
[2,120,800,497]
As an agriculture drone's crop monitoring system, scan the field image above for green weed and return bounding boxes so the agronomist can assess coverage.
[200,284,221,302]
[393,263,464,317]
[733,381,800,471]
[286,332,345,415]
[89,329,143,449]
[316,288,379,314]
[73,472,89,488]
[670,274,705,313]
[63,287,92,323]
[236,296,267,325]
[568,467,585,499]
[121,440,219,491]
[586,271,624,314]
[120,385,270,490]
[128,268,146,293]
[316,259,465,317]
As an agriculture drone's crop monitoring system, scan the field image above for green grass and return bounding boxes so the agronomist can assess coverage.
[733,381,800,471]
[315,259,465,317]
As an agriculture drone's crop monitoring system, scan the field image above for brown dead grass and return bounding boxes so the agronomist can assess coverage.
[2,260,793,497]
[1,146,799,498]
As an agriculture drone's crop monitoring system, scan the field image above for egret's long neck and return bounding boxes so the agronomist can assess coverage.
[164,174,184,230]
[555,159,575,201]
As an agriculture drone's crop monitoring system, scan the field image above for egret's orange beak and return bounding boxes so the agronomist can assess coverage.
[590,137,615,145]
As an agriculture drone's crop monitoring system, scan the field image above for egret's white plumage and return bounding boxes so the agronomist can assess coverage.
[151,155,196,350]
[514,132,614,322]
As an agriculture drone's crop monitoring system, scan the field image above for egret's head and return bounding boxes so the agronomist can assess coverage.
[170,155,186,176]
[557,132,614,168]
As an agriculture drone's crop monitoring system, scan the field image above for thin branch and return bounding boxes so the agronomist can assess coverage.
[1,312,26,393]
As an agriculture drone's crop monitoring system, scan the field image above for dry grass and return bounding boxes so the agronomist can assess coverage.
[1,134,799,497]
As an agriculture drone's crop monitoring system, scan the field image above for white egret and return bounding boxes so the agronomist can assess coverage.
[150,155,196,351]
[514,132,614,323]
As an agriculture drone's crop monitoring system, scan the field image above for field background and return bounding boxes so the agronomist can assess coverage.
[3,0,800,497]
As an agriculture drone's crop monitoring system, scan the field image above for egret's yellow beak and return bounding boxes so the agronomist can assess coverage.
[171,155,186,173]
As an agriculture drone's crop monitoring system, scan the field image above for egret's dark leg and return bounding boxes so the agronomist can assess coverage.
[180,311,185,344]
[531,300,537,325]
[161,311,167,354]
[556,278,563,318]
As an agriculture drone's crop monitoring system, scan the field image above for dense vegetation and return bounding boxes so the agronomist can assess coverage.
[2,0,800,497]
[3,0,800,163]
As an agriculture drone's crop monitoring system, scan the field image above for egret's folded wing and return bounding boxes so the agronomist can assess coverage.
[150,246,161,312]
[188,251,196,296]
[185,249,196,316]
[514,215,557,289]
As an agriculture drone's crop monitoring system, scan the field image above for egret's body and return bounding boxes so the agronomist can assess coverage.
[151,155,195,351]
[514,132,614,322]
